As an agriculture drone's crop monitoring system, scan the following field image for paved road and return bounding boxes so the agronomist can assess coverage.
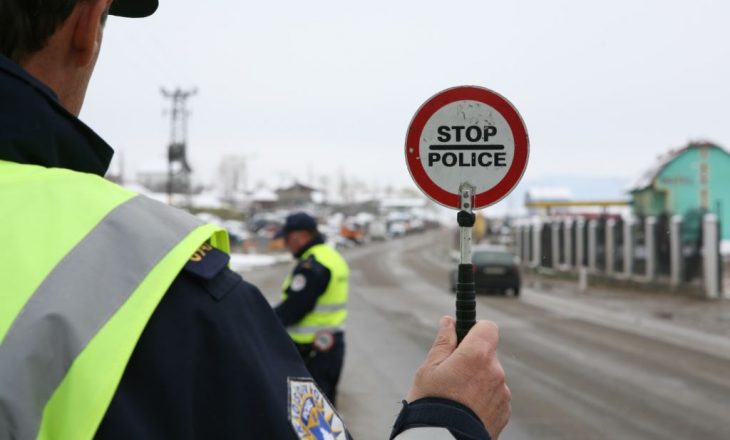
[245,230,730,440]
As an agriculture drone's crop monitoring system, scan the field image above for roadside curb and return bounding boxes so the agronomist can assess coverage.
[522,288,730,362]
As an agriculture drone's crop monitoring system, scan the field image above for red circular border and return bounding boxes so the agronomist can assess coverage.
[405,86,529,209]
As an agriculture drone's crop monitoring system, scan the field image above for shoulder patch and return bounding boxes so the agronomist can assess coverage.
[288,377,346,439]
[183,242,230,279]
[290,274,307,292]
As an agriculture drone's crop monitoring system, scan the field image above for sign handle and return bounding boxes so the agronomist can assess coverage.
[456,184,476,344]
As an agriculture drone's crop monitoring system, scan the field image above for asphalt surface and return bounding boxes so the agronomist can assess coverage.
[244,230,730,440]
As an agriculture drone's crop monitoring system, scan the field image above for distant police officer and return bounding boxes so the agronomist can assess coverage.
[0,1,511,439]
[274,212,349,405]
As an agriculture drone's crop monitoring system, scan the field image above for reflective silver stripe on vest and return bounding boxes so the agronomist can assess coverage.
[313,303,347,313]
[286,325,346,334]
[0,195,202,440]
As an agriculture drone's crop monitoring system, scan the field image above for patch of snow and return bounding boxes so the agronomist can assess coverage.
[229,253,291,271]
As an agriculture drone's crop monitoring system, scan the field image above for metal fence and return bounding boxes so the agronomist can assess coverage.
[513,214,726,299]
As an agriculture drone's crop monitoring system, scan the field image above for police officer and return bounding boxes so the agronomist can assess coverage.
[0,1,511,439]
[274,212,348,406]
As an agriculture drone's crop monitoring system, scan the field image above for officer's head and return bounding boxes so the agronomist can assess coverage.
[0,0,157,116]
[276,212,319,255]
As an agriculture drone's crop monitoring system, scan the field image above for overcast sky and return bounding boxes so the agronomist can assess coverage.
[82,0,730,205]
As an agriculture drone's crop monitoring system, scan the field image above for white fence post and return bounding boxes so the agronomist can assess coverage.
[576,218,585,269]
[578,267,588,292]
[564,219,573,270]
[588,219,598,272]
[533,220,542,268]
[523,225,531,266]
[552,221,561,269]
[703,214,720,299]
[645,216,657,281]
[624,217,634,278]
[670,215,683,287]
[606,219,616,275]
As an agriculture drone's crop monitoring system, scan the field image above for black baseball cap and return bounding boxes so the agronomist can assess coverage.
[274,212,318,239]
[110,0,159,18]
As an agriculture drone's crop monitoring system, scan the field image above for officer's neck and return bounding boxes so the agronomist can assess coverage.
[294,235,325,259]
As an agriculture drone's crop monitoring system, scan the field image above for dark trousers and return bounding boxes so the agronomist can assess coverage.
[297,333,345,406]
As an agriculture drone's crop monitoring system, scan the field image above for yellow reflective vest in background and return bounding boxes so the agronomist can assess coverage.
[0,160,228,440]
[281,243,349,344]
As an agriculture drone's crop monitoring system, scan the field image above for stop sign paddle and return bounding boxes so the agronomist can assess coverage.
[405,86,529,342]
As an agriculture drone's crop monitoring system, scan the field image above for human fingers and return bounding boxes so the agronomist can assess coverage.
[453,320,499,361]
[422,315,457,367]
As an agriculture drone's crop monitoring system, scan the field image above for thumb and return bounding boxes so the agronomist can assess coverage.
[423,316,457,366]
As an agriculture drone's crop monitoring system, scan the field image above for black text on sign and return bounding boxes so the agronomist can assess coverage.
[428,125,507,168]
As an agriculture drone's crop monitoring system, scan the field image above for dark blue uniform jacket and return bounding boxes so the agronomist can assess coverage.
[0,54,490,440]
[274,236,332,328]
[0,54,314,439]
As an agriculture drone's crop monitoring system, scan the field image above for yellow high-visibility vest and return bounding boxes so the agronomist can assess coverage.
[0,160,228,440]
[281,243,349,344]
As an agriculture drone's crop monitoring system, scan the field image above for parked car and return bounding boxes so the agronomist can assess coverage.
[388,221,408,237]
[340,220,365,244]
[368,218,388,241]
[449,245,520,296]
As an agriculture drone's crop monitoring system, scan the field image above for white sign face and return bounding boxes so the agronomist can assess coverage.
[418,100,515,195]
[405,86,529,210]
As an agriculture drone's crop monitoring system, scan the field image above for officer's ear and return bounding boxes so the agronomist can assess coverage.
[71,0,110,68]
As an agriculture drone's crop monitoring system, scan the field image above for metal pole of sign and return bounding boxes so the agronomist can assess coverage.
[456,183,477,344]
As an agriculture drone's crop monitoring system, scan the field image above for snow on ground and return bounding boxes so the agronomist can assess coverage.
[229,253,292,271]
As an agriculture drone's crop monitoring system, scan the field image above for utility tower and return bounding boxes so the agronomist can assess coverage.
[161,87,196,203]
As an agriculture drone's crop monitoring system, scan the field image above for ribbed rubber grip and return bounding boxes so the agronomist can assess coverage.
[456,263,476,344]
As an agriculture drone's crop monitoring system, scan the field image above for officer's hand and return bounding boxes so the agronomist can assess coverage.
[406,316,511,439]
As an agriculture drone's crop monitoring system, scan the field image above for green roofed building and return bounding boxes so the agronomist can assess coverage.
[628,141,730,240]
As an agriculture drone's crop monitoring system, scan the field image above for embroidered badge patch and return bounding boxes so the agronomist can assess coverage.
[313,331,335,353]
[183,242,230,279]
[288,377,346,439]
[290,274,307,292]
